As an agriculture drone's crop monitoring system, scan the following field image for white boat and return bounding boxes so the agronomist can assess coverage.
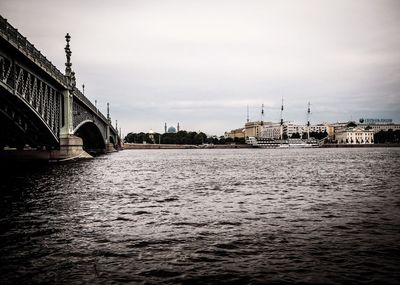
[247,137,319,148]
[246,101,321,149]
[287,138,319,148]
[247,137,288,148]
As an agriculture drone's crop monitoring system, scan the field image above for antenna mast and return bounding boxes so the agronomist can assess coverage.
[307,102,311,140]
[260,103,264,126]
[280,97,284,140]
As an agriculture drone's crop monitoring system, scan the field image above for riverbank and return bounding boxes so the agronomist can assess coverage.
[321,143,400,148]
[123,143,400,149]
[123,143,252,149]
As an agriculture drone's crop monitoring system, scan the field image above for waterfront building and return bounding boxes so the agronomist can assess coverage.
[225,128,245,140]
[284,122,327,138]
[258,122,327,139]
[326,120,400,141]
[164,122,180,134]
[167,126,177,133]
[284,122,304,138]
[244,121,268,138]
[326,122,352,140]
[308,124,328,133]
[335,126,374,144]
[326,125,336,139]
[260,123,282,139]
[358,119,400,133]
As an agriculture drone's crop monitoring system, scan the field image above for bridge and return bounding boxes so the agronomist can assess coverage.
[0,15,121,160]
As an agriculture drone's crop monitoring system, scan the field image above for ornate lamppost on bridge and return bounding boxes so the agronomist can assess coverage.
[60,33,76,137]
[57,33,89,159]
[107,102,111,123]
[105,102,117,151]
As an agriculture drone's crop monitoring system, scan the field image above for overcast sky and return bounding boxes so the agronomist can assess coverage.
[1,0,400,135]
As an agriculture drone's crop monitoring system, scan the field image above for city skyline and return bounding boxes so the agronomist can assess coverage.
[2,0,400,135]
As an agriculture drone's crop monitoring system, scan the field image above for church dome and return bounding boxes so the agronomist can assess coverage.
[167,126,177,133]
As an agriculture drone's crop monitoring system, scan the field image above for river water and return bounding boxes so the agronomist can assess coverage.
[0,148,399,284]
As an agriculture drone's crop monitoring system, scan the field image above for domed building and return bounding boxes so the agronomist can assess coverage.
[167,126,177,133]
[164,122,180,134]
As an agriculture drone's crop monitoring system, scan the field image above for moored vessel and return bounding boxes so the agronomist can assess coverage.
[246,137,320,148]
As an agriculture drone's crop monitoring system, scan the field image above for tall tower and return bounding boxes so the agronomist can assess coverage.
[246,105,249,123]
[164,122,167,133]
[177,122,180,132]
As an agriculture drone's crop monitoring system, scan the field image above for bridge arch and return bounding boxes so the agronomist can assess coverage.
[0,89,59,150]
[74,120,106,154]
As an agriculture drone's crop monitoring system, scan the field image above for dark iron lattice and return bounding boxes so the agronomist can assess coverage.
[0,15,121,148]
[0,55,61,137]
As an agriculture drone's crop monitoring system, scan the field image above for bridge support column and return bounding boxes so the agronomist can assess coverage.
[51,135,92,160]
[106,143,116,152]
[60,90,74,136]
[106,126,116,153]
[54,89,91,160]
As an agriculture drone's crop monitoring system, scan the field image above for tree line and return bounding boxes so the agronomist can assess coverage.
[374,129,400,144]
[124,131,245,145]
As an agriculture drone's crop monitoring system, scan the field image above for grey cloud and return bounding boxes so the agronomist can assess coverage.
[1,0,400,135]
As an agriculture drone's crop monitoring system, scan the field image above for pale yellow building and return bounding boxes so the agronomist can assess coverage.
[245,121,271,138]
[225,128,245,139]
[325,122,350,140]
[326,125,335,139]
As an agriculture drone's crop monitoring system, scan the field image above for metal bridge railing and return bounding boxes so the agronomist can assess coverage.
[0,15,68,87]
[0,15,119,137]
[73,88,108,123]
[74,88,119,135]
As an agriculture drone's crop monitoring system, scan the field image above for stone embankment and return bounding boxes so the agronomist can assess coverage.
[321,143,400,148]
[123,143,251,149]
